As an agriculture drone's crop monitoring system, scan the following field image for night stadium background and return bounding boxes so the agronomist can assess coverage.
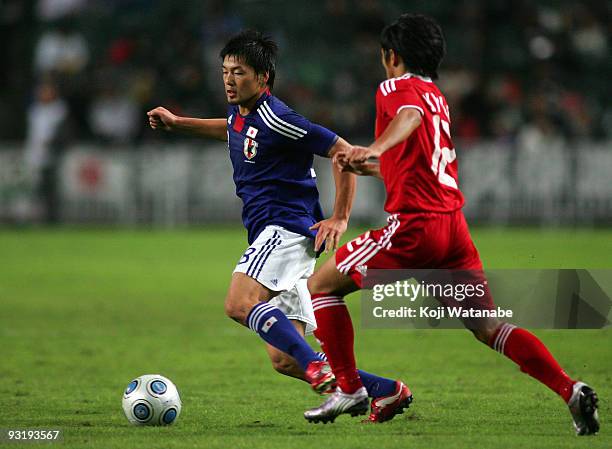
[1,1,610,448]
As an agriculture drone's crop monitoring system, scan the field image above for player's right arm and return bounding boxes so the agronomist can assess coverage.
[334,152,382,178]
[347,108,422,166]
[147,107,227,141]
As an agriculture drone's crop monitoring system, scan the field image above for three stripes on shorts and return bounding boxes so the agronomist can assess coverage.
[337,214,401,275]
[246,230,281,278]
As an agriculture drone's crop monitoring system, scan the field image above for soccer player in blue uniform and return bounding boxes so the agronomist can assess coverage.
[148,30,404,417]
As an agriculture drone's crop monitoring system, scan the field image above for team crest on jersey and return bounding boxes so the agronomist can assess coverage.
[243,137,258,160]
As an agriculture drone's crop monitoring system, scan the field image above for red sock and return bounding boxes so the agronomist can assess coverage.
[311,293,363,394]
[490,323,575,402]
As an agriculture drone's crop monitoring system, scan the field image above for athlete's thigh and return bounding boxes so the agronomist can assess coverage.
[417,237,497,333]
[228,225,316,322]
[334,213,442,289]
[225,272,274,315]
[307,255,360,297]
[443,210,483,270]
[234,225,315,293]
[439,211,497,325]
[271,279,317,335]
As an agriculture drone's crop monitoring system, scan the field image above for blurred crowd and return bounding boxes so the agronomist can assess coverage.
[1,0,611,156]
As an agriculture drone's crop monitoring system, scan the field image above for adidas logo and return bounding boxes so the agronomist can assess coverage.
[356,265,368,276]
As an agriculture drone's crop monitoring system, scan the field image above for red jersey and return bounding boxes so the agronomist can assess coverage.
[375,73,464,213]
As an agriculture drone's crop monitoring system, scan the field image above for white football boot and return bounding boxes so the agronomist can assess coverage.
[304,386,369,424]
[567,381,599,435]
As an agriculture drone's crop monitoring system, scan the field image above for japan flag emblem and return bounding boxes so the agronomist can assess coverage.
[246,126,258,138]
[243,137,258,159]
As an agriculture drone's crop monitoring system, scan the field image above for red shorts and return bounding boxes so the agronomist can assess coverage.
[336,210,495,323]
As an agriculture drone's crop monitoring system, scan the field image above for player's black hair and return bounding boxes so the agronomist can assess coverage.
[380,13,446,80]
[220,30,278,89]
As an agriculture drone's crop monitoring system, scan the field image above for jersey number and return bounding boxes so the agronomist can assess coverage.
[346,231,371,252]
[431,114,458,189]
[238,247,257,265]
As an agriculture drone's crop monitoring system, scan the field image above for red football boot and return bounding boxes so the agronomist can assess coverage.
[305,360,336,395]
[367,380,413,423]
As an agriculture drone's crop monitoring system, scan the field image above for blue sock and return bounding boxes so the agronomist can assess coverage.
[357,370,397,398]
[247,302,318,370]
[315,352,397,398]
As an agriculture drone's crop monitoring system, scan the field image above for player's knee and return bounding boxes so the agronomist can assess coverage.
[307,273,327,295]
[224,298,248,324]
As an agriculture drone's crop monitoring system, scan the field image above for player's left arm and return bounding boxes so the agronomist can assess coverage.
[310,137,356,253]
[344,108,422,168]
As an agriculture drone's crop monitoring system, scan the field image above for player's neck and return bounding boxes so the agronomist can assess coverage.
[388,64,407,79]
[238,89,267,116]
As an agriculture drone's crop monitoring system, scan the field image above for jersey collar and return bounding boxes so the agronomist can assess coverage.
[237,89,271,118]
[400,72,433,82]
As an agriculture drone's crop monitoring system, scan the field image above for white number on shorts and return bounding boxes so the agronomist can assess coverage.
[346,231,371,252]
[431,114,458,189]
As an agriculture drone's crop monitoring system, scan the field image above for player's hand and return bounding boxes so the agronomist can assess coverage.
[342,160,381,177]
[347,145,381,164]
[332,150,351,171]
[147,107,178,131]
[310,216,348,253]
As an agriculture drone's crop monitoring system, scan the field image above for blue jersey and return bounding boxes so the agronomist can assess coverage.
[227,91,338,244]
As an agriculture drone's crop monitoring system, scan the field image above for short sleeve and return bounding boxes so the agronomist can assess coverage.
[300,122,339,157]
[269,109,338,157]
[379,82,425,118]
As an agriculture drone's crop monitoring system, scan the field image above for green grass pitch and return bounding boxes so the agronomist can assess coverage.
[1,227,610,449]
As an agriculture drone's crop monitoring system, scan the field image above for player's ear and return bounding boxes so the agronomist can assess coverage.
[381,48,390,64]
[259,72,269,87]
[391,49,401,68]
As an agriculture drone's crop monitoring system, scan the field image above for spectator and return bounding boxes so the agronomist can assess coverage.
[1,1,610,142]
[25,79,67,174]
[36,0,86,22]
[89,84,139,144]
[34,18,89,75]
[24,79,69,222]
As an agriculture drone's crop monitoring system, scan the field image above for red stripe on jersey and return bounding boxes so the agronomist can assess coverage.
[233,113,245,133]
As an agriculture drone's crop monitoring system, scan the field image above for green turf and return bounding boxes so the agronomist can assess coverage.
[0,227,610,448]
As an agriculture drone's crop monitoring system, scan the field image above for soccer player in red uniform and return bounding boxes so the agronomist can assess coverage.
[303,14,600,435]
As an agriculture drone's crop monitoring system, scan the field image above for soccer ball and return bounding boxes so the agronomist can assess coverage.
[122,374,182,426]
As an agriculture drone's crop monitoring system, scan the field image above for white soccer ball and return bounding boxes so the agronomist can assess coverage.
[122,374,182,426]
